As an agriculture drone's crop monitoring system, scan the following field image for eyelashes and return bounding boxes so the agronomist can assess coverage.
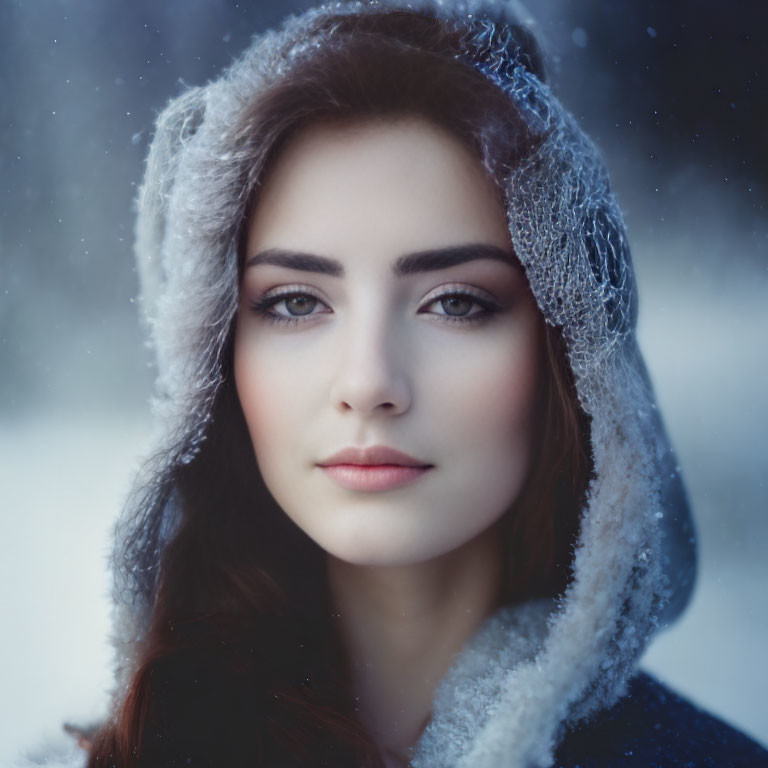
[247,286,503,328]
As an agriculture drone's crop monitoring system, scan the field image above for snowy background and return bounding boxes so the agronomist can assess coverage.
[1,0,766,763]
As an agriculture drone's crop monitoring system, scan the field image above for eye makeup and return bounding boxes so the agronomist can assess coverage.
[247,284,504,328]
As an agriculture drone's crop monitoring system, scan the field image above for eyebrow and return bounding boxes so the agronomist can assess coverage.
[244,244,518,277]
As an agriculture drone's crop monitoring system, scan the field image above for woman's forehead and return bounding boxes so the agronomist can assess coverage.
[245,116,512,263]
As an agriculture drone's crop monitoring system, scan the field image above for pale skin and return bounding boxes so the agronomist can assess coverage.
[325,519,507,765]
[234,117,542,765]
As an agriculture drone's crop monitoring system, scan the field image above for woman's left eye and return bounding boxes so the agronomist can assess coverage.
[248,289,501,327]
[424,291,501,324]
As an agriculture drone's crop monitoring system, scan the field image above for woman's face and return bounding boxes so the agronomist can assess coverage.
[234,117,542,567]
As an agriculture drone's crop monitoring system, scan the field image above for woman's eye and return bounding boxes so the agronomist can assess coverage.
[273,294,322,317]
[428,293,478,317]
[248,291,329,326]
[420,290,502,325]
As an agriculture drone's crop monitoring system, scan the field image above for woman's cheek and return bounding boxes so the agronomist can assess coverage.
[234,339,281,455]
[236,341,319,481]
[435,329,539,436]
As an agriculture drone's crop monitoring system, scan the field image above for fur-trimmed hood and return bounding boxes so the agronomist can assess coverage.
[107,1,697,766]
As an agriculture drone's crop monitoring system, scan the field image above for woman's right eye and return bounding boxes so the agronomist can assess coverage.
[248,291,328,327]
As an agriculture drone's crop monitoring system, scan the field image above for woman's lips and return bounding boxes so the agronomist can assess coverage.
[320,463,432,492]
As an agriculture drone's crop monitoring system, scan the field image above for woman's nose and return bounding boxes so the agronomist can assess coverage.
[328,317,412,417]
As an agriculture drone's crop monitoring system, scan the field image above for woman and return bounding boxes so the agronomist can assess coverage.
[77,1,767,766]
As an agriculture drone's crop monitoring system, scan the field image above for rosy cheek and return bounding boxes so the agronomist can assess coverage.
[235,357,301,470]
[457,339,541,467]
[453,330,539,416]
[477,371,535,449]
[501,348,540,424]
[234,348,270,447]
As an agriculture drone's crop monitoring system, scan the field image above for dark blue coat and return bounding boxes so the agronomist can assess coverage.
[554,672,768,767]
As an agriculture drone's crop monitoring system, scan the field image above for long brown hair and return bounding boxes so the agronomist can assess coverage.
[87,11,591,767]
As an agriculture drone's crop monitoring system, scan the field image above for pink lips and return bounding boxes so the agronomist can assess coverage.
[317,445,433,492]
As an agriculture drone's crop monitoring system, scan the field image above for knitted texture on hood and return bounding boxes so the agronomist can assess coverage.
[112,2,698,766]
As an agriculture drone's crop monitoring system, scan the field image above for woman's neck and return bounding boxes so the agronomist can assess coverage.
[325,519,506,761]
